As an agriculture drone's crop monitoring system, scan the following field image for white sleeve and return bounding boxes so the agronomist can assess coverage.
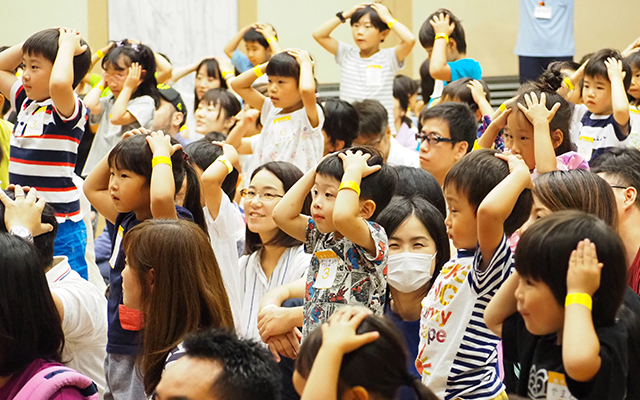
[53,282,108,343]
[204,193,236,240]
[335,41,351,66]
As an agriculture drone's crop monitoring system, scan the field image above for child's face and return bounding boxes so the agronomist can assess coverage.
[21,52,53,102]
[503,111,535,171]
[629,66,640,101]
[195,64,221,101]
[245,41,271,66]
[109,166,151,217]
[582,74,613,115]
[311,174,340,234]
[443,186,477,250]
[418,117,465,185]
[351,14,386,52]
[195,101,231,135]
[104,55,131,97]
[268,75,301,112]
[245,170,285,240]
[514,274,564,335]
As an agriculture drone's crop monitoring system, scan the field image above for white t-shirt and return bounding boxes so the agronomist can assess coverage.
[46,256,108,398]
[387,136,419,167]
[627,105,640,149]
[238,245,311,342]
[203,193,243,332]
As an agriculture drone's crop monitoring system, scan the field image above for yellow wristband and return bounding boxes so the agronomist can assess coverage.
[253,66,264,78]
[338,180,361,196]
[96,50,105,58]
[267,37,277,45]
[565,293,592,310]
[387,19,398,29]
[216,155,233,174]
[499,103,507,112]
[152,156,172,168]
[563,77,575,91]
[97,85,105,92]
[222,70,235,79]
[434,33,450,43]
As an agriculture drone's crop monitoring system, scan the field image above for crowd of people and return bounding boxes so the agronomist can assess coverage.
[1,2,640,400]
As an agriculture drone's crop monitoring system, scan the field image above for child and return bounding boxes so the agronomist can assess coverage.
[313,3,415,133]
[564,49,632,163]
[82,40,160,175]
[440,78,493,121]
[83,130,203,399]
[417,102,477,186]
[393,74,421,150]
[229,50,324,174]
[294,307,438,400]
[485,211,631,399]
[624,50,640,148]
[194,88,241,137]
[321,99,360,156]
[224,23,282,74]
[416,149,532,399]
[0,28,92,278]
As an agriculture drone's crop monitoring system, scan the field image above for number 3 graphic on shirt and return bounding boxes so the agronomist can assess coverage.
[322,267,331,279]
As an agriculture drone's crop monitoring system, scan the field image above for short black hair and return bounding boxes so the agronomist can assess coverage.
[200,88,242,130]
[393,75,419,127]
[419,9,467,53]
[184,139,239,201]
[591,147,640,208]
[322,99,359,148]
[441,78,491,114]
[351,5,389,33]
[266,52,300,80]
[0,190,58,270]
[243,25,278,49]
[316,146,397,219]
[392,166,446,218]
[444,149,533,236]
[584,48,632,91]
[22,28,91,89]
[627,50,640,71]
[418,102,477,154]
[183,329,281,400]
[353,99,388,139]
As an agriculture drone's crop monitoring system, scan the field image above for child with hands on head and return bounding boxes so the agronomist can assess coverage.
[623,42,640,148]
[224,23,282,74]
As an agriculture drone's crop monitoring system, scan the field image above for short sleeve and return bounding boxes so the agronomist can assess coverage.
[260,97,275,128]
[10,79,23,112]
[387,47,404,72]
[304,216,321,254]
[448,58,482,82]
[89,97,110,125]
[52,281,107,343]
[232,50,254,73]
[470,234,513,296]
[335,41,351,66]
[204,193,236,241]
[502,312,529,364]
[127,95,155,129]
[356,221,388,264]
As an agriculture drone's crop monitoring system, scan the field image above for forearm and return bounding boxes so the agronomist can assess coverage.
[563,304,601,381]
[429,41,450,81]
[201,161,227,218]
[268,38,283,54]
[231,63,266,110]
[301,345,342,400]
[225,121,251,150]
[299,62,319,127]
[611,79,630,127]
[224,29,247,58]
[155,52,173,84]
[484,272,519,337]
[312,17,340,41]
[534,122,558,173]
[261,278,306,308]
[390,22,416,60]
[109,88,134,125]
[0,43,23,72]
[476,96,495,118]
[83,80,104,113]
[167,62,198,85]
[333,169,362,225]
[50,46,74,89]
[150,154,177,219]
[273,167,316,223]
[478,121,501,149]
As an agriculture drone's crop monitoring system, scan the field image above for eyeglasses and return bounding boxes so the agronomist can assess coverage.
[415,133,457,146]
[609,185,629,190]
[240,189,284,202]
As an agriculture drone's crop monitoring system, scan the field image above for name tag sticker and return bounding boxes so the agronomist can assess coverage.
[578,135,595,160]
[272,115,294,145]
[109,226,124,269]
[534,5,553,19]
[313,249,339,289]
[366,65,383,87]
[547,371,574,400]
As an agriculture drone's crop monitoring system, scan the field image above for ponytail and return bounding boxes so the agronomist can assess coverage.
[181,160,206,232]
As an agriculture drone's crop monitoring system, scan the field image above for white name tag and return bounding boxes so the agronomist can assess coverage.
[109,226,124,269]
[546,371,576,400]
[313,250,339,289]
[534,5,553,19]
[366,65,383,87]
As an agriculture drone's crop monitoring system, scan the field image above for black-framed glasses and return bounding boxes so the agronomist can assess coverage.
[415,133,457,146]
[240,189,283,202]
[609,185,629,190]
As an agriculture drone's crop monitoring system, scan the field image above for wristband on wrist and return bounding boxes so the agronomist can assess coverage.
[336,11,346,23]
[222,70,235,79]
[387,19,398,29]
[565,293,592,310]
[434,33,450,43]
[338,180,361,196]
[152,156,172,168]
[499,103,507,112]
[95,50,105,58]
[267,37,277,45]
[97,85,105,92]
[563,77,575,91]
[215,155,233,174]
[253,65,264,78]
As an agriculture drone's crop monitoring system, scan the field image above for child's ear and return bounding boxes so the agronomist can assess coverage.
[623,186,638,211]
[550,129,564,149]
[343,386,370,400]
[358,199,377,220]
[385,126,391,139]
[380,29,391,42]
[140,70,147,80]
[449,38,458,53]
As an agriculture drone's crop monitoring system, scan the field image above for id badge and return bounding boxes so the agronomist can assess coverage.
[577,135,594,161]
[109,226,124,269]
[273,115,294,145]
[534,5,553,19]
[24,106,47,137]
[313,249,339,289]
[546,371,575,400]
[366,65,383,87]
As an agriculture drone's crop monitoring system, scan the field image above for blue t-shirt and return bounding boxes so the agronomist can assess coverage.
[384,302,420,400]
[515,0,575,57]
[449,58,482,82]
[231,50,254,74]
[106,206,193,356]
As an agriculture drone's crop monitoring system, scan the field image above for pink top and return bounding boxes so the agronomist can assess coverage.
[0,359,87,400]
[530,151,589,180]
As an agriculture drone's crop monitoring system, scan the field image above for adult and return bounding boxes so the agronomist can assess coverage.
[153,84,189,146]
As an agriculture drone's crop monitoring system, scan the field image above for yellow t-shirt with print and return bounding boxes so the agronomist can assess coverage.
[0,119,12,189]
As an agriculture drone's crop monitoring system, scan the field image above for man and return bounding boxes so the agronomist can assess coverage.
[153,83,190,145]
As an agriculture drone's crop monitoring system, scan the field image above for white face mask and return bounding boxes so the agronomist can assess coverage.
[387,252,436,293]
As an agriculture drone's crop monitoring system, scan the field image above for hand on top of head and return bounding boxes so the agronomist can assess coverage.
[212,142,241,171]
[494,151,534,188]
[429,13,455,36]
[344,3,367,19]
[517,92,561,127]
[286,49,313,66]
[122,127,150,140]
[146,130,181,156]
[467,80,487,105]
[0,185,54,236]
[604,57,626,82]
[253,23,276,39]
[369,3,392,22]
[58,27,87,56]
[567,238,603,297]
[338,149,381,177]
[322,306,379,354]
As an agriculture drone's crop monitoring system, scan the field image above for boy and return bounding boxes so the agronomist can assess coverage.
[0,28,92,279]
[352,99,419,167]
[417,102,477,186]
[321,99,359,156]
[416,149,532,400]
[313,3,415,133]
[224,23,282,75]
[419,9,482,105]
[567,49,632,163]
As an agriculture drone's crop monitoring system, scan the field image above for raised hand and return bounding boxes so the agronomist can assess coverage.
[338,150,381,177]
[146,130,181,156]
[58,27,87,56]
[0,186,54,236]
[605,57,626,83]
[567,239,603,297]
[517,92,561,127]
[429,13,455,36]
[123,62,143,91]
[321,307,379,354]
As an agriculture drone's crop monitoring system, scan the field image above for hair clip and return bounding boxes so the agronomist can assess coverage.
[182,152,190,162]
[115,40,125,48]
[130,43,140,52]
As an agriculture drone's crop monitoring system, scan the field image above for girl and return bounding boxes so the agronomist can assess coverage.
[121,219,234,395]
[392,75,421,151]
[293,307,438,400]
[624,50,640,148]
[82,40,160,175]
[84,130,203,399]
[228,50,325,174]
[440,77,493,121]
[375,196,449,400]
[194,88,241,137]
[485,211,632,399]
[0,234,98,399]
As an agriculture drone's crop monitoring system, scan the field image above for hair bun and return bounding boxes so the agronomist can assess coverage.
[537,69,564,92]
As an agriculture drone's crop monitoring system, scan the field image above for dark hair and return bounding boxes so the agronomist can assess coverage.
[393,75,419,128]
[194,58,228,109]
[441,78,491,114]
[419,9,467,53]
[376,196,450,295]
[199,88,242,132]
[317,146,397,219]
[243,25,278,49]
[107,134,206,231]
[322,99,360,149]
[353,99,388,139]
[183,329,282,400]
[22,28,91,89]
[0,234,65,375]
[419,59,435,101]
[265,52,300,80]
[547,60,581,73]
[444,149,533,236]
[351,5,390,33]
[533,169,619,228]
[418,102,477,154]
[0,190,58,270]
[184,139,239,200]
[584,48,632,91]
[245,161,311,254]
[393,166,446,217]
[591,147,640,208]
[515,210,626,327]
[626,51,640,104]
[296,314,438,400]
[102,40,161,107]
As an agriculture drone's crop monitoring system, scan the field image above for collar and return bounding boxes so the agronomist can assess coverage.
[45,256,73,285]
[456,249,475,258]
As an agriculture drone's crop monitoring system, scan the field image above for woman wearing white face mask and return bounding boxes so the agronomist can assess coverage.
[376,196,449,399]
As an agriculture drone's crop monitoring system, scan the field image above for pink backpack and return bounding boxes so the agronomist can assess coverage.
[13,366,99,400]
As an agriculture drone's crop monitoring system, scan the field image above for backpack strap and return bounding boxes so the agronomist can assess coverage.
[13,365,99,400]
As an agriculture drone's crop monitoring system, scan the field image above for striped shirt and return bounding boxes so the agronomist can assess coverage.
[9,80,87,222]
[336,42,403,134]
[417,236,512,400]
[570,104,629,163]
